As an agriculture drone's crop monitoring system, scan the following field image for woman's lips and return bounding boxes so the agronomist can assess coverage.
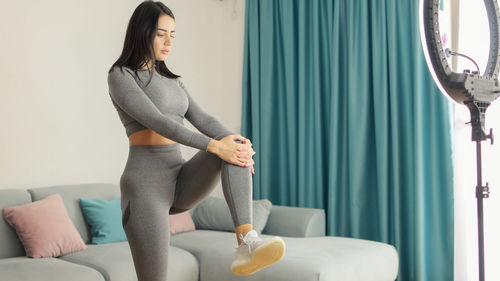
[161,50,169,54]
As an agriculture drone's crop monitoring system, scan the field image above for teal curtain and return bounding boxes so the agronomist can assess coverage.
[241,1,454,281]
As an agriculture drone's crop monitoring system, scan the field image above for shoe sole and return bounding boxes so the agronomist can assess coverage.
[231,237,286,276]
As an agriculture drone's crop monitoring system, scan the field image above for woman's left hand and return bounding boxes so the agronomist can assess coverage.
[237,137,256,174]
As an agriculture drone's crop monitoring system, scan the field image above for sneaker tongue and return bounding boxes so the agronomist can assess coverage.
[244,230,258,239]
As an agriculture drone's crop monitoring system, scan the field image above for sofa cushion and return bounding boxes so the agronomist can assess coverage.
[59,241,199,281]
[170,230,399,281]
[192,196,272,234]
[0,189,32,258]
[262,205,326,237]
[3,194,87,258]
[79,197,127,244]
[0,256,105,281]
[28,183,120,244]
[170,211,196,235]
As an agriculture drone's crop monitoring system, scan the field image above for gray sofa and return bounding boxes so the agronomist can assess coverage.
[0,183,398,281]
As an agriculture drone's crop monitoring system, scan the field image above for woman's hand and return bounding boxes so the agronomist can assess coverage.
[208,135,255,172]
[239,137,256,174]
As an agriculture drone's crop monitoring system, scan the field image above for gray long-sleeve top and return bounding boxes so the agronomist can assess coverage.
[107,66,233,151]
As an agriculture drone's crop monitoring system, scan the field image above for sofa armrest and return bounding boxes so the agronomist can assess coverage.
[262,205,325,237]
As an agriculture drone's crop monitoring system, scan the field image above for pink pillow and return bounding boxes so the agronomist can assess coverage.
[169,211,195,235]
[3,194,86,258]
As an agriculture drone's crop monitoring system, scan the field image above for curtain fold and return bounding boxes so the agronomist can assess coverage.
[242,1,454,280]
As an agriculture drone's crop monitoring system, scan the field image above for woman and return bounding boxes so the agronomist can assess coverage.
[106,1,285,280]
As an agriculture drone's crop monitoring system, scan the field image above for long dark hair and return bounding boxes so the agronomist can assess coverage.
[108,1,180,86]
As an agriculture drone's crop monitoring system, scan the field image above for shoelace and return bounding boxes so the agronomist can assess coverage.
[236,232,262,256]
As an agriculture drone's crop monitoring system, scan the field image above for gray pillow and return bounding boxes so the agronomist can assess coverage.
[191,196,272,234]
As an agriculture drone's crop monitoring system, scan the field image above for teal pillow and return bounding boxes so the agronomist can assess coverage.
[191,196,272,234]
[79,198,127,244]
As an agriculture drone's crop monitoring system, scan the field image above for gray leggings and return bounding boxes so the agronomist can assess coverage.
[120,140,252,281]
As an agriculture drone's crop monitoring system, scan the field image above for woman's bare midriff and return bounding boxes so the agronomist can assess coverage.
[129,129,177,146]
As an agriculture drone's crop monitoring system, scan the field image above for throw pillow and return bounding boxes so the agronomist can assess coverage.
[169,211,195,235]
[79,198,127,244]
[3,194,86,258]
[191,196,272,234]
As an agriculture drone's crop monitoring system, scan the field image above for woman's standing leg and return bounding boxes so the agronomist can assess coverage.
[121,145,184,281]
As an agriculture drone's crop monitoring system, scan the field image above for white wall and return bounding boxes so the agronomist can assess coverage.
[0,0,246,199]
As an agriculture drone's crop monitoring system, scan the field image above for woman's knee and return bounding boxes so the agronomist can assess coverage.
[221,159,252,172]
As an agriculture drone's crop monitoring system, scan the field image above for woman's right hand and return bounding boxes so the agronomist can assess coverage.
[208,135,254,167]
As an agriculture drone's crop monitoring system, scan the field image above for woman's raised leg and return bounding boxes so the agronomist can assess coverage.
[170,139,285,276]
[170,139,254,240]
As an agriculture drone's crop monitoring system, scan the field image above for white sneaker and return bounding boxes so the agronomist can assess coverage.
[230,229,286,276]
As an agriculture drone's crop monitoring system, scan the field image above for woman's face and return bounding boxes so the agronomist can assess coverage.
[153,14,175,62]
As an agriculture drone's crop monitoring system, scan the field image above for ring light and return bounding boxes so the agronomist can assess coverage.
[419,1,500,280]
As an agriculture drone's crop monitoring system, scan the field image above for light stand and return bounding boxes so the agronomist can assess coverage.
[468,101,493,281]
[419,1,500,280]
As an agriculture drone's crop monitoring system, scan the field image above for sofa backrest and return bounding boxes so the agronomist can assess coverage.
[262,205,326,237]
[0,189,32,258]
[28,183,120,244]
